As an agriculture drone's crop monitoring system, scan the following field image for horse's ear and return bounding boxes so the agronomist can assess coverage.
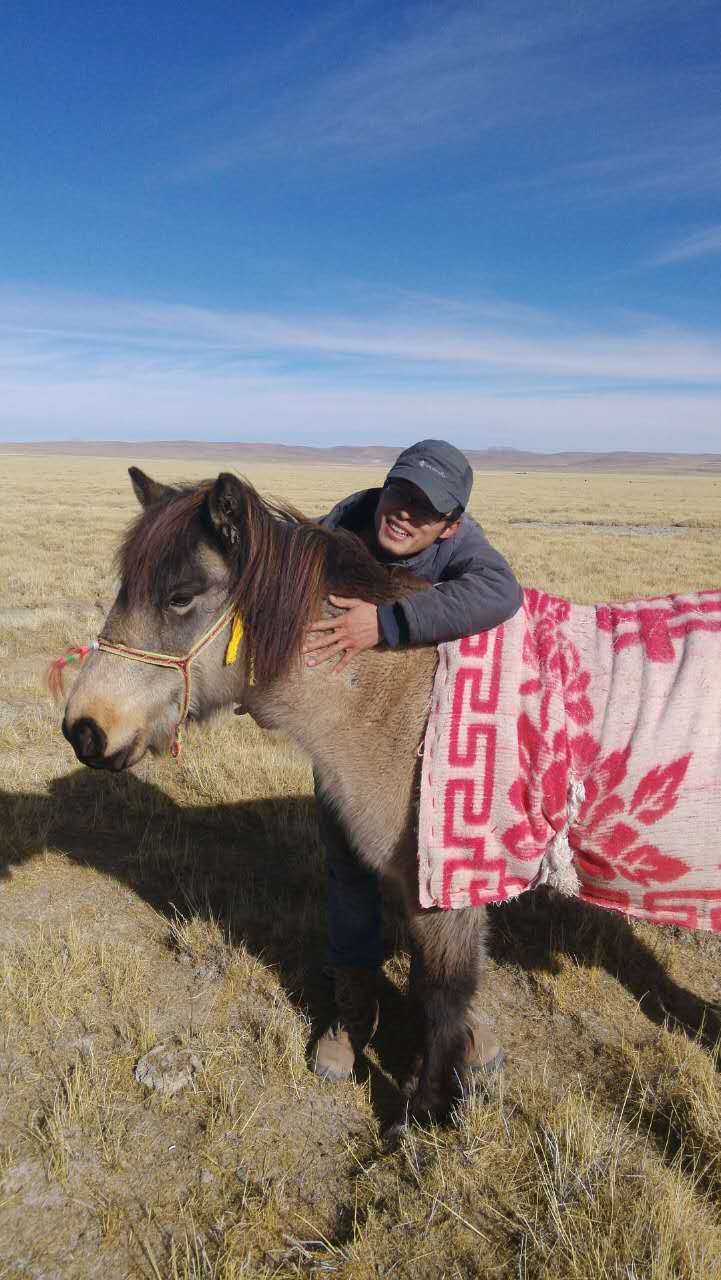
[207,472,246,549]
[129,467,171,508]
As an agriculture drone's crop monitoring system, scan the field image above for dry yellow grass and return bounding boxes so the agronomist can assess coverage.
[1,450,721,1278]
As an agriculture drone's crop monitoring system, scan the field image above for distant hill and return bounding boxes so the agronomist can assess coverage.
[2,440,721,474]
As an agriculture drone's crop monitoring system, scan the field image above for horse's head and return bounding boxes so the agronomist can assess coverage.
[63,468,261,770]
[62,466,421,771]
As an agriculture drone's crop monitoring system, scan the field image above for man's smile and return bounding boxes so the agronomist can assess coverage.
[384,517,412,542]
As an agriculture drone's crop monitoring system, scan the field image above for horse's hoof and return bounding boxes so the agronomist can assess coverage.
[383,1119,408,1151]
[386,1092,442,1135]
[406,1089,448,1127]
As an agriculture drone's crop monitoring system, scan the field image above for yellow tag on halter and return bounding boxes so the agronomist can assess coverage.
[225,612,244,665]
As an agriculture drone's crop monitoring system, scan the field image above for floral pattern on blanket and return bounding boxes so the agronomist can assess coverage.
[417,589,721,932]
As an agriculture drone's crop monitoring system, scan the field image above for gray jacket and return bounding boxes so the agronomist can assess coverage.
[321,488,523,647]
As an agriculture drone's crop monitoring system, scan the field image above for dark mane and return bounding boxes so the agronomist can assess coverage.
[118,476,423,684]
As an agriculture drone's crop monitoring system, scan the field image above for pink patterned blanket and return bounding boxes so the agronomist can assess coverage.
[418,589,721,931]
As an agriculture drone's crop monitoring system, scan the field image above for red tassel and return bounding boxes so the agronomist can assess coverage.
[46,657,66,700]
[46,645,94,700]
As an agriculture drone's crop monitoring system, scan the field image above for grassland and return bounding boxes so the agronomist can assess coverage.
[1,452,721,1279]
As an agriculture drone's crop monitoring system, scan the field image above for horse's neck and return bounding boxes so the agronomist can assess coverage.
[247,645,437,876]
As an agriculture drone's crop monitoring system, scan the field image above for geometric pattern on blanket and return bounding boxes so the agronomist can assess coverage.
[418,588,721,932]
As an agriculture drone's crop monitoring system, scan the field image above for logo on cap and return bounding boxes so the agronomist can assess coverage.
[417,460,446,478]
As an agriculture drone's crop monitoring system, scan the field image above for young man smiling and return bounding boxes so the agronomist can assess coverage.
[303,439,523,1083]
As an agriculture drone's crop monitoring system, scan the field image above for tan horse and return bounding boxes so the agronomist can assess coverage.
[62,468,495,1123]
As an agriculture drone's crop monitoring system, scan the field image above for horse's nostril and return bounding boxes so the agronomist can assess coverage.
[71,716,107,762]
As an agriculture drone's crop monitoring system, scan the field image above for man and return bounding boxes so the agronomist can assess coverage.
[303,439,523,1082]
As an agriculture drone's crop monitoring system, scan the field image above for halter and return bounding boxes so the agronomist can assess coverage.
[49,601,249,758]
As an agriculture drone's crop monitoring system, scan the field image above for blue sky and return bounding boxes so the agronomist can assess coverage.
[2,0,720,450]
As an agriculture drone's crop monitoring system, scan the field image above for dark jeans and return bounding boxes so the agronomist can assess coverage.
[316,787,383,971]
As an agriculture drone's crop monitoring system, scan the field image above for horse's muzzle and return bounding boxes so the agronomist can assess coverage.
[63,715,138,771]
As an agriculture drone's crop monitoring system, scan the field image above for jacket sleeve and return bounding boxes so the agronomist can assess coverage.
[378,525,523,647]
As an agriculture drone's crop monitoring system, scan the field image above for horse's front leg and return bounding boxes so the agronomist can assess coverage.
[405,903,501,1123]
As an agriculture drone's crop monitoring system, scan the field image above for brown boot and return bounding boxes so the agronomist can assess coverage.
[313,967,380,1082]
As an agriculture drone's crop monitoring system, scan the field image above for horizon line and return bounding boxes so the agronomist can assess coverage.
[3,438,721,462]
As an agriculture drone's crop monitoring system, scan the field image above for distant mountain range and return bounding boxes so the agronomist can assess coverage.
[2,440,721,473]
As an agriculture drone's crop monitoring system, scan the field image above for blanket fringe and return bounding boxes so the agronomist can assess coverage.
[535,778,585,897]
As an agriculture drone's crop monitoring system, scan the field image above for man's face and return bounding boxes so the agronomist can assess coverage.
[374,480,461,558]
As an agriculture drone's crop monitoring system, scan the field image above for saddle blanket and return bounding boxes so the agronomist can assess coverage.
[418,588,721,931]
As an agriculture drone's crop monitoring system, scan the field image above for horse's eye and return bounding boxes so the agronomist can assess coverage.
[168,594,194,610]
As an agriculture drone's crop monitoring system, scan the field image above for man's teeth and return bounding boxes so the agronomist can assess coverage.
[388,520,410,538]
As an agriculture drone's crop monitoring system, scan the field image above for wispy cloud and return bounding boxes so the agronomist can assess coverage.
[545,148,721,207]
[2,287,721,387]
[653,224,721,265]
[167,0,719,197]
[1,285,721,450]
[178,7,509,175]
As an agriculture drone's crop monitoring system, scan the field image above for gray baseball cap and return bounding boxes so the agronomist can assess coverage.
[385,439,473,514]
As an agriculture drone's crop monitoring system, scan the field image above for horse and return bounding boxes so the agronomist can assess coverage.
[60,467,492,1124]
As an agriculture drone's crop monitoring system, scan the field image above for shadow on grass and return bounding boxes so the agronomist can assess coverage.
[0,765,418,1126]
[2,765,720,1132]
[490,888,721,1050]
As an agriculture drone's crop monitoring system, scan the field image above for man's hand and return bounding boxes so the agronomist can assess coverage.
[303,596,380,674]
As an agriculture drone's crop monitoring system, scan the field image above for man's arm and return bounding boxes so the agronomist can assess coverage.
[378,527,523,647]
